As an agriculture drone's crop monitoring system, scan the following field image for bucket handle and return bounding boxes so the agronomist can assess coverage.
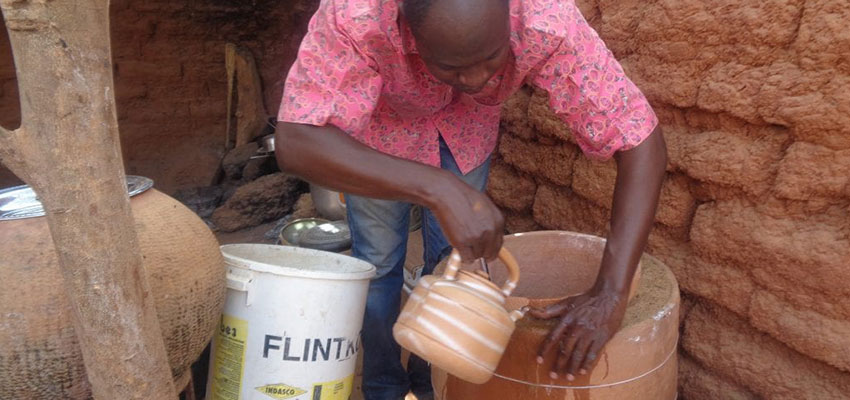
[443,248,520,297]
[226,267,255,306]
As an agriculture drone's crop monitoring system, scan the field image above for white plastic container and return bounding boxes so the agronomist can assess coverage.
[208,244,376,400]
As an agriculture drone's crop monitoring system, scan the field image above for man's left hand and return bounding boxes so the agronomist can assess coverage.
[528,286,628,380]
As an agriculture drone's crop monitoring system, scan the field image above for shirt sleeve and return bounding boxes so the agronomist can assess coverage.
[528,1,657,159]
[277,0,383,135]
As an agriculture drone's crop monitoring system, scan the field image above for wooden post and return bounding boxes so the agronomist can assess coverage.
[0,1,178,399]
[225,43,270,149]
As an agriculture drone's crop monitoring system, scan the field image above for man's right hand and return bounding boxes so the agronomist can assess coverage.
[276,122,504,261]
[425,170,505,262]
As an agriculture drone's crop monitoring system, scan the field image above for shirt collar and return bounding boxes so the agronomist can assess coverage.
[393,0,418,55]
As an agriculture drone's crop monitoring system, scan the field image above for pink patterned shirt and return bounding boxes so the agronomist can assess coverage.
[278,0,657,174]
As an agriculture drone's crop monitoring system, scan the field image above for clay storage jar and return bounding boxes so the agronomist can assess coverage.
[432,231,680,400]
[0,177,226,399]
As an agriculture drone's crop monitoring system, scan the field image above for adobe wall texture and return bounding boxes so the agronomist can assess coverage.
[1,0,847,397]
[0,0,317,193]
[491,0,850,398]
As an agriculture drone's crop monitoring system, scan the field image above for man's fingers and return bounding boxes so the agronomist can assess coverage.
[479,227,497,262]
[455,245,475,263]
[471,238,487,261]
[552,329,580,379]
[581,337,607,372]
[489,206,505,259]
[483,224,502,261]
[528,300,574,320]
[536,314,574,363]
[566,336,593,378]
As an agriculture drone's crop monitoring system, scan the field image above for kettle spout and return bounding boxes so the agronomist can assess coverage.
[509,306,529,322]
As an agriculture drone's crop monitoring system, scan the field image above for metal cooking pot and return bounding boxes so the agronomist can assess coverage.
[261,134,275,153]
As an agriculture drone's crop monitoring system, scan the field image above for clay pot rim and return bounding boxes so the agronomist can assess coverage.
[499,230,643,307]
[506,229,606,243]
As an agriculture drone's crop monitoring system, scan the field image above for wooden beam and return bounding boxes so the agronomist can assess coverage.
[0,0,178,398]
[225,43,269,148]
[0,126,25,180]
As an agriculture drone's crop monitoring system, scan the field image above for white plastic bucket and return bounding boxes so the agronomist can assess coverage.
[207,244,376,400]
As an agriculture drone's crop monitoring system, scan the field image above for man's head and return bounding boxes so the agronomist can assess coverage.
[403,0,511,94]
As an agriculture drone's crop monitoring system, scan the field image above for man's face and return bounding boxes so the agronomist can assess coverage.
[417,32,511,94]
[411,0,512,94]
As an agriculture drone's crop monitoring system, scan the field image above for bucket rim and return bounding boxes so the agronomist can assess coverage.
[220,243,376,281]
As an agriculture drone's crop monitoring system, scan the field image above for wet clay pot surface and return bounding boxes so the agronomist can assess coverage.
[433,231,680,400]
[0,189,226,399]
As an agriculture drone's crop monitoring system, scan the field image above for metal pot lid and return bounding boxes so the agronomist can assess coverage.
[0,175,154,221]
[297,220,352,253]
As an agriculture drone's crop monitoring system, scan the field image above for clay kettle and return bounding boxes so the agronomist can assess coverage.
[393,248,523,384]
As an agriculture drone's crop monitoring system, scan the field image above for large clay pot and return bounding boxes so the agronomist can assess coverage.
[0,178,226,399]
[433,231,680,400]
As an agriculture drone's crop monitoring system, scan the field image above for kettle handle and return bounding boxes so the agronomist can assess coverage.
[443,247,521,296]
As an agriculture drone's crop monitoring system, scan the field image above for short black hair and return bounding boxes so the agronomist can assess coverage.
[402,0,436,33]
[402,0,509,34]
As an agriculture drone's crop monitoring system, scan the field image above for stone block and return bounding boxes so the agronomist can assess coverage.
[527,89,575,144]
[647,231,754,317]
[690,200,850,310]
[211,173,304,232]
[571,156,616,209]
[602,0,803,48]
[764,67,850,150]
[503,211,541,234]
[619,55,701,108]
[792,0,850,74]
[683,302,850,399]
[656,173,696,228]
[668,129,787,196]
[679,355,760,400]
[532,184,609,236]
[498,134,578,186]
[486,160,537,212]
[698,62,850,150]
[222,142,260,181]
[749,264,850,324]
[749,290,850,372]
[774,142,850,201]
[572,155,695,228]
[693,63,764,124]
[500,86,535,140]
[575,0,600,24]
[241,155,278,182]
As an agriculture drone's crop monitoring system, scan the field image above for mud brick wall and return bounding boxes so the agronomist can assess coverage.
[490,0,850,398]
[0,0,317,193]
[2,0,848,397]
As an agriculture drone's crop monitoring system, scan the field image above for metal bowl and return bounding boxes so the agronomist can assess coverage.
[279,217,329,246]
[298,220,351,253]
[0,176,153,221]
[260,134,276,153]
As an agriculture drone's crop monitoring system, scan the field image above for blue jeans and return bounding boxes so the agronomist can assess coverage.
[345,139,491,400]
